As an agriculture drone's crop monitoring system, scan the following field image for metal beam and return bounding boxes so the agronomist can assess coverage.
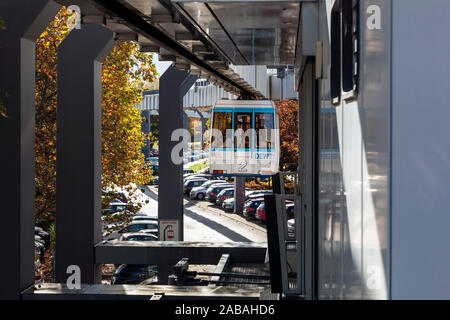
[56,23,115,284]
[0,0,61,300]
[95,241,267,265]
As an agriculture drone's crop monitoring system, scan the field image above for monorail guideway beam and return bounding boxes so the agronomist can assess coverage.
[0,0,61,300]
[56,24,116,284]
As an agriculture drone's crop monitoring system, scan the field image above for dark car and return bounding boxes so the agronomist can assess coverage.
[243,198,265,218]
[119,233,158,241]
[104,191,128,203]
[103,221,159,240]
[111,264,158,285]
[184,169,194,174]
[215,188,235,206]
[102,201,129,215]
[184,178,207,195]
[206,184,234,202]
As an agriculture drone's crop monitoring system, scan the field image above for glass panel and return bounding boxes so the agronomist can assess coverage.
[255,112,274,149]
[234,112,253,150]
[212,112,232,149]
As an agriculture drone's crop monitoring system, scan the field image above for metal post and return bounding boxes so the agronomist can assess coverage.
[0,0,60,300]
[234,177,246,215]
[158,66,197,242]
[55,24,115,284]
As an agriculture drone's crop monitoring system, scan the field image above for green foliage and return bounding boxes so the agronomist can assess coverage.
[189,160,208,173]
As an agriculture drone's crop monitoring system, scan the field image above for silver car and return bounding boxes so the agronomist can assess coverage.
[189,180,229,200]
[222,198,234,211]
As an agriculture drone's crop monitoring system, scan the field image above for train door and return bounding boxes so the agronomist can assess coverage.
[233,110,253,174]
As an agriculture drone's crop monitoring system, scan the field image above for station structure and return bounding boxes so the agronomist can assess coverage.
[2,0,450,300]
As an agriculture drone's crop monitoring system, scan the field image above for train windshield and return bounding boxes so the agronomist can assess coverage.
[212,111,232,149]
[255,112,274,150]
[234,112,253,150]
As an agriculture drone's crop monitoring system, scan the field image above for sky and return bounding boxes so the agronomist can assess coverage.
[154,55,172,78]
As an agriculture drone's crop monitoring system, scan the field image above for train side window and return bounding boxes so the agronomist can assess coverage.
[234,112,252,150]
[342,0,359,98]
[212,111,232,149]
[330,1,341,105]
[255,112,274,150]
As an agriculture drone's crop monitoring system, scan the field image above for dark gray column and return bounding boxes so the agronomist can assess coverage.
[234,177,246,215]
[141,110,152,159]
[0,0,60,300]
[55,24,115,284]
[158,67,197,241]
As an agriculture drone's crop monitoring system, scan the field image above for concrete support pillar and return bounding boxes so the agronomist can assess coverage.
[55,24,115,284]
[158,67,197,243]
[0,0,60,300]
[234,177,246,215]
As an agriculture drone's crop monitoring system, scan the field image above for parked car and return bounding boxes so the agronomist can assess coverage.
[152,176,159,185]
[184,173,215,182]
[222,198,235,212]
[243,198,265,218]
[103,221,159,240]
[132,215,158,222]
[206,184,234,202]
[184,178,208,195]
[245,190,272,201]
[104,191,128,203]
[197,166,209,174]
[189,180,229,200]
[119,233,158,241]
[183,169,194,174]
[35,227,50,247]
[215,188,235,206]
[138,229,159,237]
[102,201,129,215]
[111,264,158,285]
[255,203,266,222]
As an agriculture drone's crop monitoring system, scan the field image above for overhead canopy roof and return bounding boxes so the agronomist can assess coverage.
[56,0,306,97]
[172,0,300,65]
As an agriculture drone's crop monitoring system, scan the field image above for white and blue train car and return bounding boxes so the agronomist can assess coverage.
[209,100,280,177]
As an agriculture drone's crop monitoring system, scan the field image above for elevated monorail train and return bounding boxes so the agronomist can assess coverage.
[209,100,280,177]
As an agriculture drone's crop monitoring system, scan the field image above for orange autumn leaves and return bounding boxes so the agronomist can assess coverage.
[277,99,299,171]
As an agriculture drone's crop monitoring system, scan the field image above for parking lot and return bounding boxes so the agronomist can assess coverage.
[141,185,268,243]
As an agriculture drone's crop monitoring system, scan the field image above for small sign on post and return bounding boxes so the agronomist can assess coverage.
[159,220,179,241]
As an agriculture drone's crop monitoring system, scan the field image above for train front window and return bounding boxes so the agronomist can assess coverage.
[234,112,252,150]
[212,111,232,149]
[255,112,274,150]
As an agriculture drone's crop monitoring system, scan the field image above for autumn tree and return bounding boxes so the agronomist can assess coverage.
[35,7,157,228]
[277,99,299,171]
